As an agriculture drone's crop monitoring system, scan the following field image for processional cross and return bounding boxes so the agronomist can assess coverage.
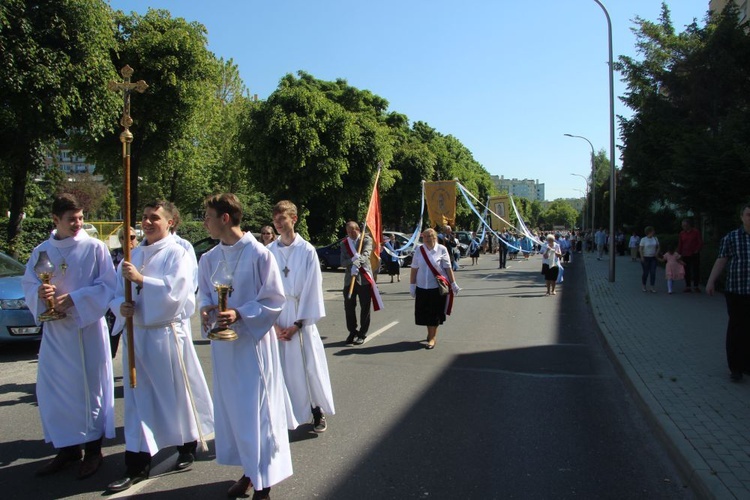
[108,65,148,388]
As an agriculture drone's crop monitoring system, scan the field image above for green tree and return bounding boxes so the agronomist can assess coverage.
[76,8,220,222]
[0,0,119,247]
[541,200,580,230]
[616,2,750,237]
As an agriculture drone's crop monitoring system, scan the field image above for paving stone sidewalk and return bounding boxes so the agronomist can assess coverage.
[581,251,750,500]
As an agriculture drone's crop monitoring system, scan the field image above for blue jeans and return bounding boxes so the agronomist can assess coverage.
[641,256,657,286]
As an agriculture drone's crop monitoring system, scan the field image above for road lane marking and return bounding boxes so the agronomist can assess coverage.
[362,321,399,344]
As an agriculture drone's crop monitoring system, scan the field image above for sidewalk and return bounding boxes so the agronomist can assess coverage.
[581,251,750,499]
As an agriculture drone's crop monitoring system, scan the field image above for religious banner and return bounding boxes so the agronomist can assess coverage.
[488,195,510,231]
[425,180,457,228]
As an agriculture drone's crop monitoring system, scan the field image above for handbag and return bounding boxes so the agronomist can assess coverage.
[420,246,450,295]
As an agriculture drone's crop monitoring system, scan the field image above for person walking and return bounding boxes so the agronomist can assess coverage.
[541,234,562,296]
[595,228,607,260]
[106,226,138,358]
[269,200,335,435]
[639,226,660,293]
[659,245,685,294]
[260,225,277,246]
[199,193,292,499]
[628,231,641,262]
[22,194,117,480]
[678,218,704,293]
[107,200,214,493]
[706,203,750,382]
[341,221,380,345]
[409,228,459,349]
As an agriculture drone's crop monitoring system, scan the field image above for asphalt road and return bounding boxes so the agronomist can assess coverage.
[0,254,694,499]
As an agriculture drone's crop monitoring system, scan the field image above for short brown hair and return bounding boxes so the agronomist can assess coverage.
[51,193,82,217]
[272,200,297,218]
[144,200,177,219]
[205,193,243,226]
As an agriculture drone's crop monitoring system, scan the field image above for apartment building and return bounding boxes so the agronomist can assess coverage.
[710,0,750,22]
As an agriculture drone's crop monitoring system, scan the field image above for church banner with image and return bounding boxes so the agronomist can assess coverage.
[425,180,457,228]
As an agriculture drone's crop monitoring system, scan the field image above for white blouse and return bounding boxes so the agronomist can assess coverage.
[411,243,451,289]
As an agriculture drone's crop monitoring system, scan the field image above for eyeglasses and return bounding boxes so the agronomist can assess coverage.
[120,235,137,241]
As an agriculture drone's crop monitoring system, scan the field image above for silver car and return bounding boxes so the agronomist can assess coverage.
[0,251,42,343]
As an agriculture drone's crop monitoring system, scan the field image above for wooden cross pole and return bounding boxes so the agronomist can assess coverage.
[108,65,148,388]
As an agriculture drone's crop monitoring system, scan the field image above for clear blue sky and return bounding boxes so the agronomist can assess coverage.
[109,0,711,201]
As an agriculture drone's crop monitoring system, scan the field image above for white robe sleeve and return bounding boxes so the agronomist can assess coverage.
[295,243,325,325]
[235,248,285,342]
[68,243,116,328]
[139,247,195,325]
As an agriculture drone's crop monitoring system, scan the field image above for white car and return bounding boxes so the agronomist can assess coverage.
[82,223,99,239]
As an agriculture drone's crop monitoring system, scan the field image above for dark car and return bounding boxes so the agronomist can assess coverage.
[454,231,474,257]
[193,233,263,262]
[193,237,219,262]
[316,242,342,271]
[0,251,43,343]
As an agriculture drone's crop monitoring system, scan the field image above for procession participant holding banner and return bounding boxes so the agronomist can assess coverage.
[22,194,117,480]
[199,193,291,499]
[409,228,460,350]
[269,200,335,434]
[342,221,383,345]
[107,200,214,493]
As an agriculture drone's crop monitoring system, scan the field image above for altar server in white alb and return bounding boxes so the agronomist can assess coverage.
[22,194,117,480]
[269,200,335,433]
[106,200,214,493]
[199,193,291,500]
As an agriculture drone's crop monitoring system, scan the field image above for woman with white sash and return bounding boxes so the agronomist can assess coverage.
[409,228,460,350]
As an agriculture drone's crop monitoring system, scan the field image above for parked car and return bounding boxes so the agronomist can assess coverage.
[193,233,261,262]
[193,237,219,262]
[0,251,43,343]
[454,231,474,257]
[82,223,99,239]
[316,242,342,271]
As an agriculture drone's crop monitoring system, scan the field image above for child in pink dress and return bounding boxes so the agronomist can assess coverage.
[660,246,685,294]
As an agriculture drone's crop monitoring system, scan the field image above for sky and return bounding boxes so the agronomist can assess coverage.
[108,0,712,201]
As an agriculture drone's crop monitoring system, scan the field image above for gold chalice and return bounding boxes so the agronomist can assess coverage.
[208,260,238,341]
[34,251,66,322]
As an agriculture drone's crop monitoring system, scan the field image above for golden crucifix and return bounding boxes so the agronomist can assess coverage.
[109,65,147,388]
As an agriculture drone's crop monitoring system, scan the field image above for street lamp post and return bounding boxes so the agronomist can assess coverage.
[592,0,617,282]
[572,188,587,233]
[571,174,588,232]
[564,134,595,233]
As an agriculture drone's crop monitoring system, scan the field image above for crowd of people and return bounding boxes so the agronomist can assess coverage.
[21,191,750,500]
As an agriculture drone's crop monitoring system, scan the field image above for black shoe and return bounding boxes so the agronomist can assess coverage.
[353,336,365,345]
[227,475,252,497]
[175,452,194,470]
[731,371,743,382]
[252,487,271,500]
[345,334,356,345]
[77,452,103,479]
[36,448,82,476]
[107,471,148,493]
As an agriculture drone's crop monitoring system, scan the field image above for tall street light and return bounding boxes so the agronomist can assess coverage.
[592,0,617,282]
[564,134,595,233]
[571,174,588,232]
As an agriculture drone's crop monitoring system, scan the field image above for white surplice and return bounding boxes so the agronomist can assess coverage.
[109,234,214,455]
[269,236,335,425]
[198,232,292,490]
[22,231,117,448]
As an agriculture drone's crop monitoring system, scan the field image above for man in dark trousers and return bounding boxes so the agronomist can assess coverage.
[341,221,378,345]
